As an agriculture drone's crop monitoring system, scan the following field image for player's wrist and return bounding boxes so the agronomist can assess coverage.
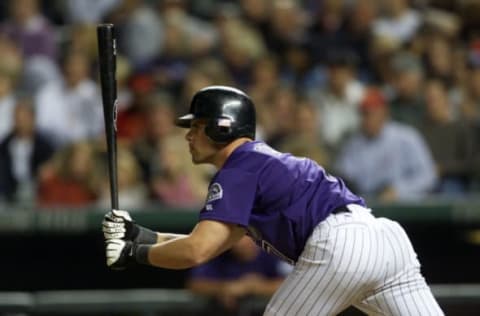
[133,244,152,265]
[135,226,157,244]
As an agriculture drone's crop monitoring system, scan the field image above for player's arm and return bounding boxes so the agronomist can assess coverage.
[156,232,187,243]
[145,220,246,269]
[105,217,246,270]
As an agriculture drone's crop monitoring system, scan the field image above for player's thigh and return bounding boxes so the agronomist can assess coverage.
[265,219,380,315]
[355,269,444,316]
[354,219,444,316]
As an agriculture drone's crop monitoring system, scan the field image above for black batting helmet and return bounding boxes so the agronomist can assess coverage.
[175,86,256,143]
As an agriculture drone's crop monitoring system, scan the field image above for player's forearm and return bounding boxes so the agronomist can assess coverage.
[145,236,212,269]
[132,221,245,270]
[156,232,188,243]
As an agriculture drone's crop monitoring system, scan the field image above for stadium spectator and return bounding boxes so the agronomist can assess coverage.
[461,49,480,124]
[308,49,365,151]
[144,1,218,94]
[0,0,57,61]
[420,79,475,195]
[308,0,349,64]
[264,86,298,149]
[0,36,22,143]
[150,135,209,208]
[283,42,322,92]
[37,141,99,208]
[239,0,270,42]
[264,0,308,53]
[280,97,331,169]
[63,0,120,24]
[64,23,103,63]
[0,0,477,205]
[342,0,378,82]
[107,0,163,69]
[335,87,437,202]
[157,0,217,59]
[424,33,456,87]
[0,97,54,204]
[34,49,103,147]
[187,235,291,315]
[130,92,178,185]
[247,55,281,140]
[218,18,266,88]
[97,145,147,210]
[371,0,421,45]
[0,72,17,143]
[116,74,154,144]
[388,51,427,129]
[248,54,280,108]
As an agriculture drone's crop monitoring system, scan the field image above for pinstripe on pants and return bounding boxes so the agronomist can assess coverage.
[264,204,444,316]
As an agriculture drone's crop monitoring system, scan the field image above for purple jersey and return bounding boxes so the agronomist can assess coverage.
[199,141,365,264]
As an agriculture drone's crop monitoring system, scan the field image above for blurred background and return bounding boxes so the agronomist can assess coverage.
[0,0,479,315]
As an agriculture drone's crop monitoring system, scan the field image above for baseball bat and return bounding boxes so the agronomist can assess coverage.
[97,24,119,210]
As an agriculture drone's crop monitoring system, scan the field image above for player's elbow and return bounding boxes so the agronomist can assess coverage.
[186,239,214,266]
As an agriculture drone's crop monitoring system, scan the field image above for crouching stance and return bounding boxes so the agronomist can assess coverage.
[103,86,444,315]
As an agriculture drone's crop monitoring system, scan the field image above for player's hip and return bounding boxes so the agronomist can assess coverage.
[300,204,419,273]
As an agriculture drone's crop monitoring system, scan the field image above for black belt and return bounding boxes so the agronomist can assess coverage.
[331,205,350,214]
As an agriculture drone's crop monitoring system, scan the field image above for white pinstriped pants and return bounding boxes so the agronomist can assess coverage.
[264,204,444,316]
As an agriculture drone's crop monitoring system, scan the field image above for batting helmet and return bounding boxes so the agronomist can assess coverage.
[175,86,256,143]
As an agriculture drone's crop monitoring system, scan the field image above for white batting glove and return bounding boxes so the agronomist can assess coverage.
[106,238,133,270]
[102,209,157,244]
[103,209,134,240]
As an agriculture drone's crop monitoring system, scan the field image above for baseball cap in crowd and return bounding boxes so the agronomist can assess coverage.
[360,88,386,112]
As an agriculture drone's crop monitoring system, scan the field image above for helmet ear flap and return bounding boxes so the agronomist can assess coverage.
[205,118,233,143]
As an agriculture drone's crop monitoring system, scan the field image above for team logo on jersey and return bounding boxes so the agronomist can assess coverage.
[206,182,223,203]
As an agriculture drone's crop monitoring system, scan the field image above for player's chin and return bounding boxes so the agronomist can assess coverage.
[191,155,208,165]
[190,154,202,164]
[192,158,205,165]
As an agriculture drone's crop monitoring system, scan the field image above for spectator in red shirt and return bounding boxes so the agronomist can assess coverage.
[37,141,99,208]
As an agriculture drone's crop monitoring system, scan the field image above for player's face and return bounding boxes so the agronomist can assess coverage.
[185,119,218,164]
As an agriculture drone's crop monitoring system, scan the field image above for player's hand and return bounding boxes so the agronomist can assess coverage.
[106,238,133,270]
[103,209,157,244]
[103,209,139,241]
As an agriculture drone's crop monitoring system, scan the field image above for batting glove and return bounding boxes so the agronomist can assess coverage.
[102,209,157,244]
[106,239,151,270]
[106,239,133,270]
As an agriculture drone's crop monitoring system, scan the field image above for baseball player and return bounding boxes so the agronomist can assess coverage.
[103,86,444,315]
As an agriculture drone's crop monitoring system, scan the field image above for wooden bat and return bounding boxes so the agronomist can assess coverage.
[97,23,119,210]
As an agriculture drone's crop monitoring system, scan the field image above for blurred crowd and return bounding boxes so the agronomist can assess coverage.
[0,0,480,211]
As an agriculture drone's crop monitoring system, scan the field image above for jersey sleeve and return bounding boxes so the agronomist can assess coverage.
[199,168,258,227]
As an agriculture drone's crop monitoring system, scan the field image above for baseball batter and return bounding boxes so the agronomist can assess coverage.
[103,86,444,315]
